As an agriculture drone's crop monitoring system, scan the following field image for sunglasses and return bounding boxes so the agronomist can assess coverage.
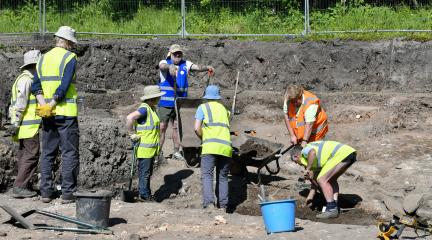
[172,51,183,57]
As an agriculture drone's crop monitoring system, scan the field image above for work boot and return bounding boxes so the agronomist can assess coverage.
[173,151,185,161]
[12,187,37,198]
[316,208,339,219]
[61,195,76,204]
[137,195,154,202]
[41,197,53,203]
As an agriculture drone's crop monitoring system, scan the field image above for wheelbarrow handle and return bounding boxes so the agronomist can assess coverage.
[276,144,296,157]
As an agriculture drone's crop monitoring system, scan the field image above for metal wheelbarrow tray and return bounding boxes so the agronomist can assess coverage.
[233,135,293,185]
[175,97,206,167]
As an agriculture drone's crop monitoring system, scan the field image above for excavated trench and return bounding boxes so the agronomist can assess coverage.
[1,38,432,225]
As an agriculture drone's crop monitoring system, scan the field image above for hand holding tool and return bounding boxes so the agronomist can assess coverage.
[207,67,215,76]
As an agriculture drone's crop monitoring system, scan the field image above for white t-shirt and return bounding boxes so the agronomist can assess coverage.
[159,59,194,83]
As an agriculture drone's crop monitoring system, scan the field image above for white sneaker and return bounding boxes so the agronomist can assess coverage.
[173,151,185,161]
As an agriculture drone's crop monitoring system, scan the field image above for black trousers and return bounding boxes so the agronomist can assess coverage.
[40,117,79,200]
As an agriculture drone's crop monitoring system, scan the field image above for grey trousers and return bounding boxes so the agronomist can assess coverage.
[200,154,230,208]
[40,117,79,200]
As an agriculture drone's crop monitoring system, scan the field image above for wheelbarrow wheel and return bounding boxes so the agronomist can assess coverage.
[183,148,200,168]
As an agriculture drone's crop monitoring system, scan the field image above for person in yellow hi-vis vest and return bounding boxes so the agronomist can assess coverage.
[194,85,232,211]
[290,141,357,219]
[126,85,165,202]
[31,26,79,204]
[8,50,41,198]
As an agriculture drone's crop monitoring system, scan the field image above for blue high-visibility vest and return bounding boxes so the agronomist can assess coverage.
[158,59,188,108]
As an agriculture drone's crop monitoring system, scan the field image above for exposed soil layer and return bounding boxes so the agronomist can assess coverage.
[239,140,273,158]
[0,37,432,239]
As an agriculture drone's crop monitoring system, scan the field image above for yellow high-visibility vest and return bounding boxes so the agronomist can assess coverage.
[136,103,160,158]
[37,47,78,117]
[10,70,41,140]
[300,140,356,179]
[200,101,232,157]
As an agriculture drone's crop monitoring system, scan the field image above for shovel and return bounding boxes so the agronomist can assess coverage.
[121,143,138,202]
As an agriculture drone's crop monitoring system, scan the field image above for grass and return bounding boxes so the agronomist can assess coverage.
[0,1,431,41]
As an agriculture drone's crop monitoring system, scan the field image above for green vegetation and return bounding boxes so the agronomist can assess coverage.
[0,0,431,40]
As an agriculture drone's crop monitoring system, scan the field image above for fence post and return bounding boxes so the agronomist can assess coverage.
[303,0,310,36]
[38,0,42,36]
[181,0,187,38]
[42,0,46,37]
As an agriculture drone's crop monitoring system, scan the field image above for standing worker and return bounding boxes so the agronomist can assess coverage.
[283,84,328,147]
[158,44,215,160]
[8,50,42,198]
[194,85,232,210]
[126,85,164,202]
[31,26,79,204]
[290,140,357,219]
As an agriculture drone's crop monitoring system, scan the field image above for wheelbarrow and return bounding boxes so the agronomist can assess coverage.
[232,135,294,185]
[175,97,206,168]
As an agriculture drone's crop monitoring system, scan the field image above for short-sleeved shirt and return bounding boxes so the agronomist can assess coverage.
[195,105,205,121]
[136,107,148,125]
[283,94,318,122]
[159,59,194,84]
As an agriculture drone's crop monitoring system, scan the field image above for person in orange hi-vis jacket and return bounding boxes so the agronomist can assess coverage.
[283,84,328,148]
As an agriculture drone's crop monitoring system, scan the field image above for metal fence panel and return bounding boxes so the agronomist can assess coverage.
[184,0,306,36]
[44,0,182,36]
[0,0,41,34]
[308,0,432,33]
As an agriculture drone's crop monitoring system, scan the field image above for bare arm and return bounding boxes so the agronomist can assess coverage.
[284,113,295,137]
[159,62,178,78]
[194,119,203,138]
[126,111,141,133]
[306,149,316,171]
[303,122,313,142]
[190,64,214,73]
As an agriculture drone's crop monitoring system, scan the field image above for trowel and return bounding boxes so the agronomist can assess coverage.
[121,143,137,202]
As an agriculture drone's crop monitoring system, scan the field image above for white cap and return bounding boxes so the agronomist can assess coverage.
[20,50,41,69]
[54,26,78,44]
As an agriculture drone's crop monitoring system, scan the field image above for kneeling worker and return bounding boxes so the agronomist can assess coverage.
[126,85,165,202]
[290,140,356,219]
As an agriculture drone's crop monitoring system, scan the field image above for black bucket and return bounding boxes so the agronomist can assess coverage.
[74,190,113,228]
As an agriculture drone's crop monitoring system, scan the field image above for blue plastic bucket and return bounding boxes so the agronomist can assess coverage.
[260,199,296,233]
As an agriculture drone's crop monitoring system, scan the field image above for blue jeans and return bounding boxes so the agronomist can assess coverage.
[40,117,79,200]
[200,154,230,208]
[138,158,154,198]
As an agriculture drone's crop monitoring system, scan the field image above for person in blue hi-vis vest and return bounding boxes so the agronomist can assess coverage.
[158,44,215,161]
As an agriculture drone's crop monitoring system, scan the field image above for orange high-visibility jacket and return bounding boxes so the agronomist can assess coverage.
[287,90,328,142]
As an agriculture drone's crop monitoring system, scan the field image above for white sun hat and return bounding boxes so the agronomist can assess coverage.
[140,85,165,101]
[20,50,41,69]
[54,26,78,44]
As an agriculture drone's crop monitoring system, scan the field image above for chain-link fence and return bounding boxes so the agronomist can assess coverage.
[1,0,431,37]
[309,0,432,34]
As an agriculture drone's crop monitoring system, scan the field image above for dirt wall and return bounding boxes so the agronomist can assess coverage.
[0,37,431,191]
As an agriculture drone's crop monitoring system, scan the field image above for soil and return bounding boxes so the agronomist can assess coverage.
[0,37,432,239]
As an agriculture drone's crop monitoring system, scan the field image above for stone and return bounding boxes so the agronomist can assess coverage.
[403,193,424,214]
[214,215,227,225]
[383,197,404,217]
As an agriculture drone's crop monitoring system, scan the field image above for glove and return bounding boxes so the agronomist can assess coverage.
[36,104,55,118]
[130,133,141,143]
[207,67,215,76]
